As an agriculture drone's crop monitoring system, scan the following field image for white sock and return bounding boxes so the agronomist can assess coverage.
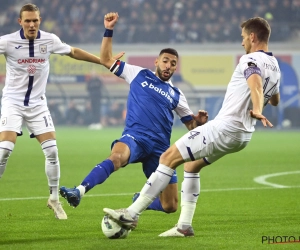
[0,141,14,178]
[127,164,174,217]
[178,172,200,228]
[76,185,86,197]
[42,140,60,201]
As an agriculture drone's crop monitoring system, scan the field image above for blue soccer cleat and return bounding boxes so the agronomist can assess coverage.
[132,192,150,210]
[132,192,140,203]
[59,186,81,207]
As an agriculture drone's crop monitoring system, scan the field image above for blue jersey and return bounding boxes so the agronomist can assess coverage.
[111,61,193,147]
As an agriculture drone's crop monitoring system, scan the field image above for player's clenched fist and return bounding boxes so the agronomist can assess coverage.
[104,12,119,29]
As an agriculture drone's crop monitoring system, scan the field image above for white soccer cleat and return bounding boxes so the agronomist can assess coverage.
[103,208,138,230]
[47,199,68,220]
[159,225,194,237]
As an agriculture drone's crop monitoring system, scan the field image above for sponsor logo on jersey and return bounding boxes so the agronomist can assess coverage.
[39,45,47,54]
[141,81,174,103]
[18,58,46,64]
[15,45,22,49]
[248,57,256,61]
[141,81,148,87]
[188,131,200,139]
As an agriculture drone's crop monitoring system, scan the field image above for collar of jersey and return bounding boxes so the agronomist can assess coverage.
[257,50,273,56]
[152,71,172,84]
[20,28,41,40]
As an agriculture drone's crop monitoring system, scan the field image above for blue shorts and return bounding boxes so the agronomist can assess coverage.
[111,133,177,184]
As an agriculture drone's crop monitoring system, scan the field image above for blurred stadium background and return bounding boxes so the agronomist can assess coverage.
[0,0,299,129]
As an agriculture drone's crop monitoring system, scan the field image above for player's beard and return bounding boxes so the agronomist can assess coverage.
[156,66,173,82]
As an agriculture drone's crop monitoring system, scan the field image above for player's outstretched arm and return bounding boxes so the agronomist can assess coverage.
[100,12,120,69]
[67,47,124,65]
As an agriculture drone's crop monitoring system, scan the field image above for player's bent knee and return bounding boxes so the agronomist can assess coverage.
[41,140,58,159]
[162,201,178,213]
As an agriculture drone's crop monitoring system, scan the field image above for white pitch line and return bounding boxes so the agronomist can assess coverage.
[253,170,300,188]
[1,185,300,202]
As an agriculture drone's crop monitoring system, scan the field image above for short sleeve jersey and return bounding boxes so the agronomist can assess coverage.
[0,29,71,106]
[214,51,281,139]
[110,61,193,145]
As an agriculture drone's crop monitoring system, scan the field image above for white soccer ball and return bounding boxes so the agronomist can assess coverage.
[101,214,130,239]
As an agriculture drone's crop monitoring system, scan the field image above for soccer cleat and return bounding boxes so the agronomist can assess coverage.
[59,186,81,207]
[103,208,138,230]
[47,199,67,220]
[158,224,195,237]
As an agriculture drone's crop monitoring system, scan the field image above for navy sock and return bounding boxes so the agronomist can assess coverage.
[81,159,114,193]
[148,197,165,212]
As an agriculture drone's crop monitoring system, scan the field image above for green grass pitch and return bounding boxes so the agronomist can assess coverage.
[0,127,299,250]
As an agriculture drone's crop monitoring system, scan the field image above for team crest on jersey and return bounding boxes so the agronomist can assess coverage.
[1,117,7,126]
[168,87,175,97]
[39,45,47,54]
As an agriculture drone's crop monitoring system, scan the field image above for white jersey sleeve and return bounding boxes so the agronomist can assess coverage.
[109,60,144,84]
[174,88,193,121]
[51,34,71,55]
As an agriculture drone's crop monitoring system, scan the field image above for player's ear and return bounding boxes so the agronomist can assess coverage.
[154,58,159,67]
[18,18,22,26]
[250,32,255,43]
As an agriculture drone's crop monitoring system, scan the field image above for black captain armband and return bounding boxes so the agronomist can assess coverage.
[104,29,113,37]
[110,60,121,74]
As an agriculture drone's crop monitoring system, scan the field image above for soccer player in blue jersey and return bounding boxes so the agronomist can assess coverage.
[59,12,208,216]
[0,4,123,220]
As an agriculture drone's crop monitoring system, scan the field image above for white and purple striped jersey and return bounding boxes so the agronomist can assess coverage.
[0,28,71,107]
[215,50,281,141]
[110,60,193,145]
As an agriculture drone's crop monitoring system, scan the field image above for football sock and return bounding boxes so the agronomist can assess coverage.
[128,164,174,217]
[0,141,14,178]
[178,172,200,228]
[81,159,114,193]
[76,185,86,197]
[42,140,60,201]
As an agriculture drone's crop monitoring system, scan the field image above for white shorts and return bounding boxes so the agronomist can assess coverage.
[175,120,249,164]
[0,104,55,137]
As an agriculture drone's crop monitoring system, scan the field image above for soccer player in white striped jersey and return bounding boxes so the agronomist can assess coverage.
[0,3,122,220]
[104,17,281,237]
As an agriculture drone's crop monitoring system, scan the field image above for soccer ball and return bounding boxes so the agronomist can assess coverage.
[101,214,130,239]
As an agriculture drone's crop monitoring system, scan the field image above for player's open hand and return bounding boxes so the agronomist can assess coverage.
[113,52,125,60]
[192,110,208,126]
[250,110,273,127]
[104,12,119,29]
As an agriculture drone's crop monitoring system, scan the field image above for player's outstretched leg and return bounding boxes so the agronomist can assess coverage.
[60,186,81,207]
[158,224,194,237]
[103,208,138,230]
